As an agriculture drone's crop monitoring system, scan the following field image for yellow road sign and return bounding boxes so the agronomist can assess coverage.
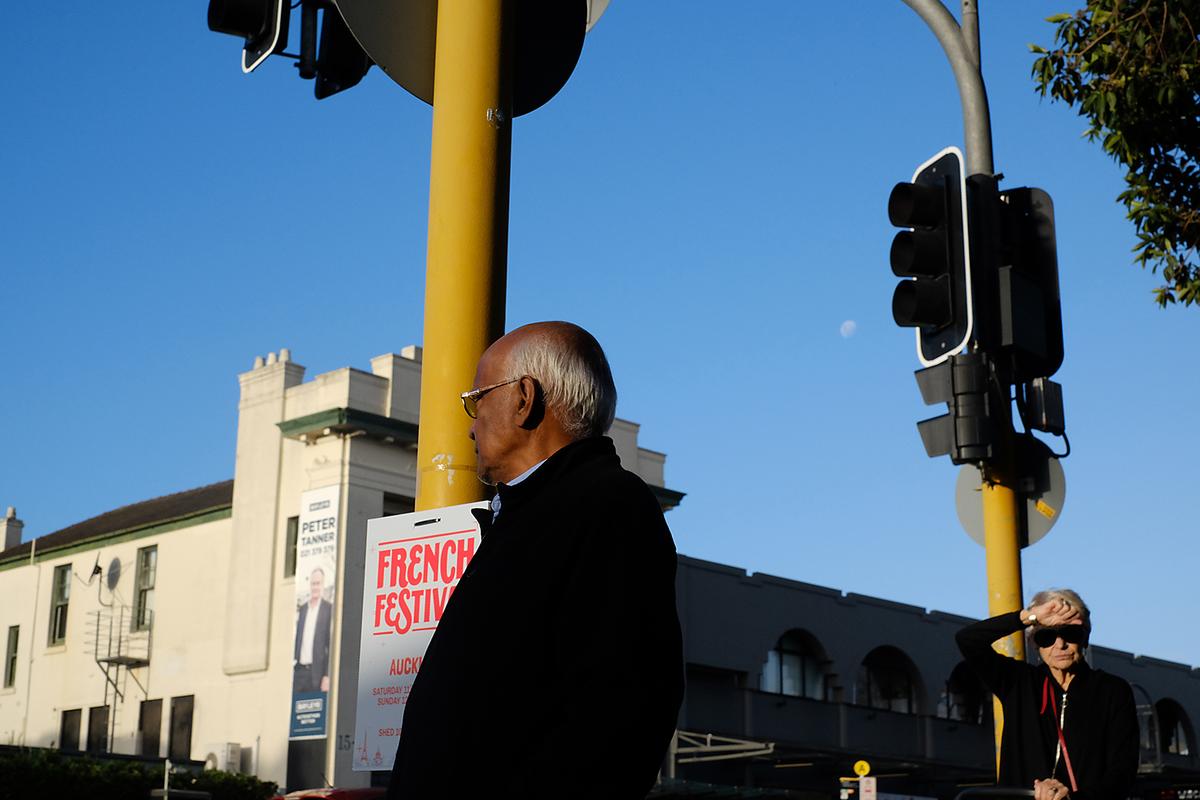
[853,759,871,777]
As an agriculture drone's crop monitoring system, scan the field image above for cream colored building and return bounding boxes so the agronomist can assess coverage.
[0,347,682,790]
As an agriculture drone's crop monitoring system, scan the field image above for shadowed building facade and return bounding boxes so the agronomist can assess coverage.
[670,556,1200,797]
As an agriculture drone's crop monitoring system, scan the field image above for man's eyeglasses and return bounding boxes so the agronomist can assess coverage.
[460,378,521,419]
[1033,626,1087,648]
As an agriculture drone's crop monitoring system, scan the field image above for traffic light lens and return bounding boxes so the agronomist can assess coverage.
[208,0,272,38]
[890,230,948,278]
[893,279,951,329]
[888,182,945,228]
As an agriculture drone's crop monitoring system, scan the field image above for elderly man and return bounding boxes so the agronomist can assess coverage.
[388,321,684,799]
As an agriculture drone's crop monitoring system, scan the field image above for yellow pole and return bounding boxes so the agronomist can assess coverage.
[981,446,1024,773]
[414,0,512,511]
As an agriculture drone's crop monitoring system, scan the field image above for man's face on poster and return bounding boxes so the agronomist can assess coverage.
[310,568,324,604]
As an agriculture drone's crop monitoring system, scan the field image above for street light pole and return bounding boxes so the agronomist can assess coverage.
[900,0,994,177]
[414,0,513,511]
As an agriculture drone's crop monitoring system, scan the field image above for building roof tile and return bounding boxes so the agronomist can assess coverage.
[0,480,234,564]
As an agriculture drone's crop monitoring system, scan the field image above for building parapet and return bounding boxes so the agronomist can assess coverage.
[277,408,419,447]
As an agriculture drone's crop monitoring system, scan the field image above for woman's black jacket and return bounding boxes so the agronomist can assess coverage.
[956,612,1139,799]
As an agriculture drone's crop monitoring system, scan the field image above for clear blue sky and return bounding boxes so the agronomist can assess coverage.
[3,3,1196,666]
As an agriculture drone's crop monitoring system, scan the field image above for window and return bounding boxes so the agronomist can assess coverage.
[87,705,109,752]
[134,546,157,630]
[759,630,831,700]
[169,695,194,761]
[60,709,81,751]
[1166,719,1192,756]
[1157,698,1195,756]
[48,564,71,645]
[284,516,299,578]
[139,699,163,757]
[856,646,920,714]
[383,493,415,516]
[3,626,17,688]
[938,662,986,724]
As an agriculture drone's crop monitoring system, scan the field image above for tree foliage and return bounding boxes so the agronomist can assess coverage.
[1031,1,1200,307]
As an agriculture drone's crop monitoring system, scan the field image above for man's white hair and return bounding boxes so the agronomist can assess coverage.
[506,322,617,440]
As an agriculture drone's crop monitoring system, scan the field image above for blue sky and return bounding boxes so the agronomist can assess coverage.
[3,3,1196,667]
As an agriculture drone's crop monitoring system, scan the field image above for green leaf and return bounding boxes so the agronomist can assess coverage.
[1031,0,1200,312]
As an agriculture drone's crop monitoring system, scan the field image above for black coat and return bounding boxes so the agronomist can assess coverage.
[294,598,333,683]
[956,612,1139,799]
[388,436,685,799]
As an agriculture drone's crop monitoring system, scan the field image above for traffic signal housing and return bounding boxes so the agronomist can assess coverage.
[913,352,994,464]
[313,4,372,100]
[208,0,372,99]
[889,147,974,367]
[994,187,1064,382]
[208,0,290,73]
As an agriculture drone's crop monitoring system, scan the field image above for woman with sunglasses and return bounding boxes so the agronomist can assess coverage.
[956,589,1139,800]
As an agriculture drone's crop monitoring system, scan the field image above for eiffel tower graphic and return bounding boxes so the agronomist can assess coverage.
[356,731,370,766]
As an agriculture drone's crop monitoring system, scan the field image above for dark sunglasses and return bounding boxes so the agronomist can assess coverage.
[1033,626,1087,648]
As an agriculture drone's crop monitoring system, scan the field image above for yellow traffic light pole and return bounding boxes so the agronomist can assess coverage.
[981,437,1024,770]
[414,0,512,511]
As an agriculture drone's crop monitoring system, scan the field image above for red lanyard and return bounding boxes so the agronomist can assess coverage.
[1041,676,1079,792]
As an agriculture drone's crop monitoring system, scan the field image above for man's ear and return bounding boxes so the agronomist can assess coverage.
[514,375,544,430]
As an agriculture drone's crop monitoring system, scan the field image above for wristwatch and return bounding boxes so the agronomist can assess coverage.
[1024,610,1037,625]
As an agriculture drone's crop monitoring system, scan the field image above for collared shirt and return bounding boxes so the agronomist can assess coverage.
[490,459,546,522]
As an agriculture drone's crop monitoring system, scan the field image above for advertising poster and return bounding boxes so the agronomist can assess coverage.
[352,501,487,771]
[289,484,340,740]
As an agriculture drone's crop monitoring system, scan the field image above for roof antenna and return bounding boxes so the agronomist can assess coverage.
[97,556,120,608]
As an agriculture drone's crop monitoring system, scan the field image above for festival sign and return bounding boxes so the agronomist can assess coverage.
[352,501,486,771]
[289,484,340,740]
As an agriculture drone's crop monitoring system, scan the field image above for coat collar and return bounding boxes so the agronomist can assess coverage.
[482,436,618,531]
